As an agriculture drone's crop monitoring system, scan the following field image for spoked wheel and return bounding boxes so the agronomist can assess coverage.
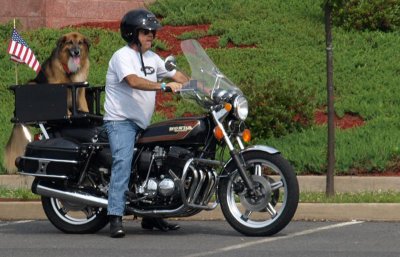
[218,151,299,236]
[41,196,109,234]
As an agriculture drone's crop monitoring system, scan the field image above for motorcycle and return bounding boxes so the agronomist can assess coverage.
[12,39,299,236]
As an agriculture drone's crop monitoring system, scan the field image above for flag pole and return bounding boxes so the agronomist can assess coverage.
[13,18,18,85]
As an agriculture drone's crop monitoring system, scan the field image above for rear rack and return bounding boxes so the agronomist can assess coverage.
[9,82,104,127]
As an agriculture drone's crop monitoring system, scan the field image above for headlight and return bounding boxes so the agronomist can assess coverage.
[233,95,248,121]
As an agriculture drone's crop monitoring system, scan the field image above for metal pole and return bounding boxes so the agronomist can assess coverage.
[13,18,18,85]
[325,2,335,196]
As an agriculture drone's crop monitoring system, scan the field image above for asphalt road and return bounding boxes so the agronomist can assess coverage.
[1,220,399,257]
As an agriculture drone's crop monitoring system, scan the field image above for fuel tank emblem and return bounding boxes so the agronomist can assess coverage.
[169,126,193,133]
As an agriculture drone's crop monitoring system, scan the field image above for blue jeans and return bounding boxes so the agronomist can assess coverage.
[104,120,141,216]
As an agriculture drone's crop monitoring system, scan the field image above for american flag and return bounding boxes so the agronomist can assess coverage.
[7,29,41,73]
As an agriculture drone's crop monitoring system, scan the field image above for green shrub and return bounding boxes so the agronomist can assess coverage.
[1,0,400,176]
[242,79,315,139]
[331,0,400,31]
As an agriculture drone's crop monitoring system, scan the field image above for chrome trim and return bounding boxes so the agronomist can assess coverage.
[20,156,78,164]
[21,124,32,142]
[179,158,223,210]
[211,110,235,151]
[241,145,279,155]
[35,183,108,208]
[233,95,248,121]
[39,123,49,139]
[19,172,68,179]
[223,145,280,170]
[236,136,245,150]
[126,204,192,218]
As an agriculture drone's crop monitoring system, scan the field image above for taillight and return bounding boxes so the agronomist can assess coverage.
[34,133,42,141]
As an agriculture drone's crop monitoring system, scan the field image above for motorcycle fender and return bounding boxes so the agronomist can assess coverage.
[239,145,280,155]
[221,145,280,176]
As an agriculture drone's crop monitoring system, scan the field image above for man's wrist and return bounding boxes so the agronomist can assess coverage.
[160,82,166,91]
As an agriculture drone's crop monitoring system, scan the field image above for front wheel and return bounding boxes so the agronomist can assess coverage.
[41,196,109,234]
[218,151,299,236]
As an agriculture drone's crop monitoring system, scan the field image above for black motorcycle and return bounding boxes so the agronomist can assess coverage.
[12,39,299,236]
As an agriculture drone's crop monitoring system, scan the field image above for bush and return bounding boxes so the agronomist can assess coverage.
[331,0,400,31]
[242,79,315,140]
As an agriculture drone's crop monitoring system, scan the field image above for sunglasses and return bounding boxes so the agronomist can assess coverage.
[139,29,156,36]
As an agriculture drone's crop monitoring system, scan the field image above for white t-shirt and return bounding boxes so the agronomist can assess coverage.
[103,45,176,129]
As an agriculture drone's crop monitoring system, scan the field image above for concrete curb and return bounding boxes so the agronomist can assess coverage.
[1,175,400,221]
[2,175,400,192]
[1,201,400,221]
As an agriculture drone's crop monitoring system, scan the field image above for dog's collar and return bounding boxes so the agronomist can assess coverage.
[62,64,73,75]
[63,63,80,75]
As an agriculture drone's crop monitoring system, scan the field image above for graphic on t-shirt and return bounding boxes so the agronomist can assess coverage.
[141,66,155,75]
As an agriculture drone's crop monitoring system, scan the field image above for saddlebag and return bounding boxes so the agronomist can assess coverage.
[16,138,86,179]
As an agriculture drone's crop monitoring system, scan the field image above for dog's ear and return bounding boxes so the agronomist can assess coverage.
[56,35,67,49]
[83,37,91,51]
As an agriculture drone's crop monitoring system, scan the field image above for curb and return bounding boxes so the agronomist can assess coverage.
[1,175,400,221]
[2,175,400,192]
[1,201,400,221]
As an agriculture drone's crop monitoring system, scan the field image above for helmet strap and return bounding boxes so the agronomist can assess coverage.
[137,42,147,76]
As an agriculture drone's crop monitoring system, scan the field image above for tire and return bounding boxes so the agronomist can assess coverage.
[41,196,109,234]
[218,151,299,236]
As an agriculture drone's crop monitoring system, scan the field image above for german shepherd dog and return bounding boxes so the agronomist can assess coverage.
[3,32,90,172]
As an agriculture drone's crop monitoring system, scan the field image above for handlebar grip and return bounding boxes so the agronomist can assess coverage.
[163,86,173,93]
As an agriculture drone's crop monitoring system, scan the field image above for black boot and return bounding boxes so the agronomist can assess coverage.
[109,215,125,238]
[141,217,180,231]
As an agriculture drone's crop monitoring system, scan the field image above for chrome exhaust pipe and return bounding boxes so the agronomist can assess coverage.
[35,183,108,208]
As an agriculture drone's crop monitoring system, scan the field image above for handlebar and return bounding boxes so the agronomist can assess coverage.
[163,86,173,93]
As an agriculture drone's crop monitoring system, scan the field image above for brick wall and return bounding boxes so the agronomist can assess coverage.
[0,0,155,30]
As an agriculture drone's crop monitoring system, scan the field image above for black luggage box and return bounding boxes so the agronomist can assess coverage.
[9,83,104,126]
[17,138,86,179]
[11,83,69,123]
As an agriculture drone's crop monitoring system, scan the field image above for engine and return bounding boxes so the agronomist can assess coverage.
[135,146,194,205]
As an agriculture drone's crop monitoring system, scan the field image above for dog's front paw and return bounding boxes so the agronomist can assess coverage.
[78,107,89,113]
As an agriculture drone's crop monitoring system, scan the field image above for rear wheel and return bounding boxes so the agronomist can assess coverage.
[41,196,109,234]
[218,151,299,236]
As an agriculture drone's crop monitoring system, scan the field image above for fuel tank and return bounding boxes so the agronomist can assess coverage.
[137,116,211,146]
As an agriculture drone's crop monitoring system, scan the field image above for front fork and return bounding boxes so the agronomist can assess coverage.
[211,110,256,193]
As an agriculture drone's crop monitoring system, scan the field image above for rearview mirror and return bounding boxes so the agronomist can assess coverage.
[165,55,177,71]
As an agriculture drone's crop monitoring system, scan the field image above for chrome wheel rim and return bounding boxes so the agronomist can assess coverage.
[50,197,102,225]
[226,159,287,228]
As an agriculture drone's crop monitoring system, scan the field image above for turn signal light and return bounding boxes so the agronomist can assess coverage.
[224,103,232,112]
[242,129,251,142]
[213,126,224,141]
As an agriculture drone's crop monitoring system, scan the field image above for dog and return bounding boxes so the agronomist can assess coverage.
[3,32,90,173]
[31,31,91,114]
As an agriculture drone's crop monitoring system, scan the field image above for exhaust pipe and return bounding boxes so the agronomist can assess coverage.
[33,183,201,218]
[35,183,108,208]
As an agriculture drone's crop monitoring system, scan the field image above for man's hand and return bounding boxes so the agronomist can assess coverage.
[166,82,183,93]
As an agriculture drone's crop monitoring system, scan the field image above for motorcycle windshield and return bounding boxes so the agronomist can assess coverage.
[180,40,243,107]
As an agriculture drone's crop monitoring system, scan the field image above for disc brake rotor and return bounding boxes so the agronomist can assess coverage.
[239,175,272,212]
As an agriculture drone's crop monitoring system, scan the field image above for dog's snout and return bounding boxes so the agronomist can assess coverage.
[70,47,81,57]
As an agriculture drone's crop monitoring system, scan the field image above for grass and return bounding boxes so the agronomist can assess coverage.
[1,186,399,203]
[0,186,40,200]
[1,0,400,176]
[300,191,400,203]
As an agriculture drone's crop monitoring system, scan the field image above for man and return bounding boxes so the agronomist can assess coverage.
[103,8,188,238]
